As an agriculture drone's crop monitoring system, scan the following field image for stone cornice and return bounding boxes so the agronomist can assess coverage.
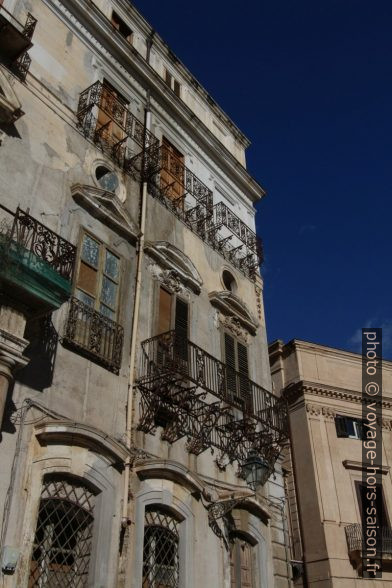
[46,0,264,203]
[284,381,392,411]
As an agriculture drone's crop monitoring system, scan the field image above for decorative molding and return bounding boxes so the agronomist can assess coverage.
[135,459,205,494]
[35,420,131,466]
[145,241,202,294]
[342,460,390,474]
[71,184,138,243]
[305,403,337,419]
[218,313,249,343]
[209,291,258,335]
[284,381,392,411]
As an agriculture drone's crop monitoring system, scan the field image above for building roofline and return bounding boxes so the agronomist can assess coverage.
[269,338,392,367]
[123,0,251,149]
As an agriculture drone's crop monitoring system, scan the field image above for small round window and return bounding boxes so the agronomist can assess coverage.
[222,270,237,292]
[95,165,119,192]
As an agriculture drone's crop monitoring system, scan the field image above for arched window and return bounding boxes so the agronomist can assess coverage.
[230,534,256,588]
[142,506,180,588]
[29,474,97,587]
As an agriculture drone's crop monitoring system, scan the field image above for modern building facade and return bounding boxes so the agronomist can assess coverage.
[0,1,289,586]
[270,339,392,587]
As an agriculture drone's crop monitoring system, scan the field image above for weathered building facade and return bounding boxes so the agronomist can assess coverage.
[270,339,392,587]
[0,1,289,587]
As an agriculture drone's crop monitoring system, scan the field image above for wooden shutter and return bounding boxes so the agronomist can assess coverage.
[175,298,188,340]
[158,287,172,334]
[225,333,237,399]
[237,342,250,408]
[161,137,184,207]
[335,416,348,438]
[174,298,188,362]
[97,81,126,145]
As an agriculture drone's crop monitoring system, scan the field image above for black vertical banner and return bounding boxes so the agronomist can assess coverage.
[361,328,383,578]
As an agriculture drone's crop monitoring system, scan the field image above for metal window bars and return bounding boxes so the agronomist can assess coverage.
[143,509,180,588]
[29,475,96,588]
[63,297,124,374]
[137,331,287,469]
[0,204,76,282]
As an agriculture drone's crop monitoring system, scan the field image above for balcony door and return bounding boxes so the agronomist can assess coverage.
[157,286,189,365]
[224,333,250,410]
[161,137,185,207]
[96,80,127,148]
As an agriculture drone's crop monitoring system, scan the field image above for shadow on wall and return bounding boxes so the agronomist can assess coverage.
[16,315,58,392]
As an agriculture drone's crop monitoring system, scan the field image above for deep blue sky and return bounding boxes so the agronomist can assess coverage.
[134,0,392,357]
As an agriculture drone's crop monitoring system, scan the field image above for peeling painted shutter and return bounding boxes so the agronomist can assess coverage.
[158,287,172,335]
[335,416,348,437]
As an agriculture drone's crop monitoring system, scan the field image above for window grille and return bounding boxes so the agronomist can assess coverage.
[29,475,96,588]
[142,508,180,588]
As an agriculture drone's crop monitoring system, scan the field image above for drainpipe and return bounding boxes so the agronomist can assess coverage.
[121,94,151,527]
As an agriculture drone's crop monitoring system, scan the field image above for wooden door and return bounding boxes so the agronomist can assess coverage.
[230,539,255,588]
[161,136,184,207]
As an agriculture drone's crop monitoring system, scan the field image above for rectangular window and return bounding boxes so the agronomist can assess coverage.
[75,233,120,321]
[161,136,185,207]
[111,11,132,42]
[355,482,390,529]
[224,333,250,408]
[164,67,181,98]
[96,80,128,147]
[157,287,188,338]
[335,416,364,440]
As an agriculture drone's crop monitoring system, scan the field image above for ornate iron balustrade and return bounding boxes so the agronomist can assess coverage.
[214,202,264,265]
[345,523,392,554]
[22,12,37,39]
[137,331,287,468]
[1,205,76,281]
[63,297,124,374]
[129,145,262,280]
[0,7,37,39]
[0,7,36,80]
[77,81,158,164]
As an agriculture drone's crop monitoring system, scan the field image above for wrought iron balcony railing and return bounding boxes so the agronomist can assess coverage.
[345,523,392,554]
[137,331,287,467]
[63,297,124,374]
[129,146,263,280]
[0,7,36,80]
[77,81,158,164]
[0,205,76,281]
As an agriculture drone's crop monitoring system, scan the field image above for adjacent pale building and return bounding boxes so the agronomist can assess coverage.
[0,1,289,587]
[270,339,392,587]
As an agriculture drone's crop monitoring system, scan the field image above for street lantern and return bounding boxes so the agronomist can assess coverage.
[241,450,270,491]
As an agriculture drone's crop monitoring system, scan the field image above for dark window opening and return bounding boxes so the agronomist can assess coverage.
[111,11,132,42]
[335,416,364,439]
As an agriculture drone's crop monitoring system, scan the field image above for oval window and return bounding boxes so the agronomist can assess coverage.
[95,166,119,192]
